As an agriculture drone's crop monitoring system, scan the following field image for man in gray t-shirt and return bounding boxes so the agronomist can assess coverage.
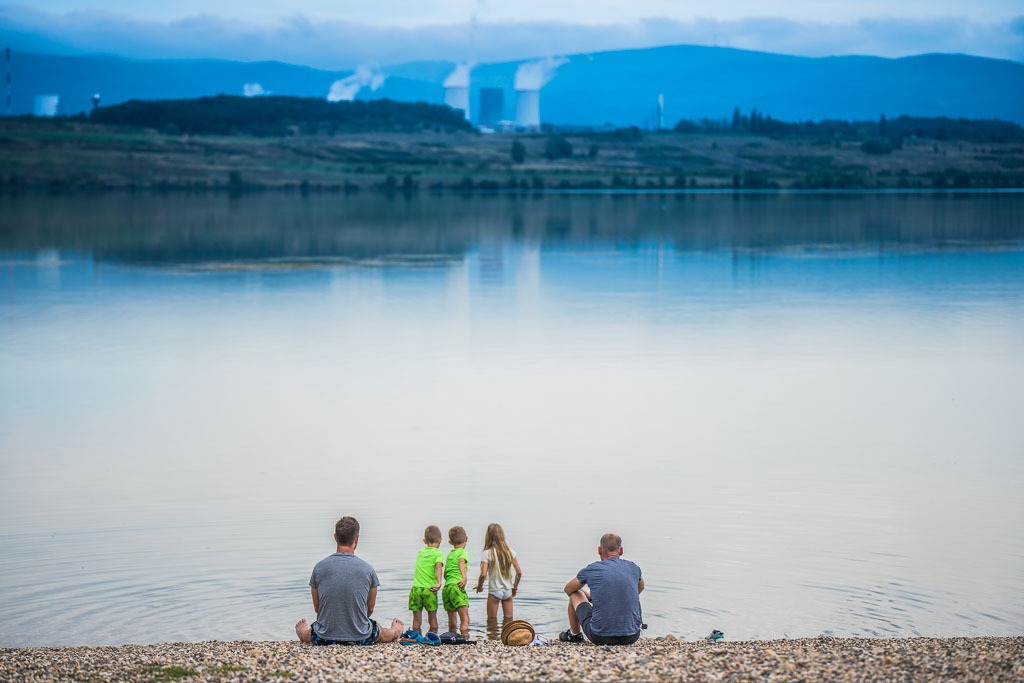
[560,532,644,645]
[295,517,404,645]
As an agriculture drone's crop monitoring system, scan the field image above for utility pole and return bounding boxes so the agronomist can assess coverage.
[4,48,11,116]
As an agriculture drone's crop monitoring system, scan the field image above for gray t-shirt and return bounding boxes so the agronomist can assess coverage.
[308,552,380,641]
[577,556,643,636]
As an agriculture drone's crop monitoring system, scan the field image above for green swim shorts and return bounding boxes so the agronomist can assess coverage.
[442,583,469,612]
[408,586,438,612]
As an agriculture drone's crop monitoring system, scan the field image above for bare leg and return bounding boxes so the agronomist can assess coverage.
[567,590,589,635]
[427,610,439,634]
[501,596,514,620]
[486,594,500,621]
[447,611,458,633]
[457,606,470,637]
[376,617,405,643]
[412,611,422,634]
[295,618,313,643]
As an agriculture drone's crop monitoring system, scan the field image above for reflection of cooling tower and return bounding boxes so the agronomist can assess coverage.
[515,89,540,129]
[444,86,470,120]
[478,88,504,126]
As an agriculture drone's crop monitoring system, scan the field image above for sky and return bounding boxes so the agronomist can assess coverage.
[1,1,1022,68]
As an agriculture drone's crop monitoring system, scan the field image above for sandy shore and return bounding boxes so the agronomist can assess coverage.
[2,636,1021,682]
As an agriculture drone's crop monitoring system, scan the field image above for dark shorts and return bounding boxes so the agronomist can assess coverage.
[575,602,641,646]
[310,619,379,646]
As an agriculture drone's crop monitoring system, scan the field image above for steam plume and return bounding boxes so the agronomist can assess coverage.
[443,62,473,88]
[513,56,567,91]
[243,82,266,97]
[327,65,386,102]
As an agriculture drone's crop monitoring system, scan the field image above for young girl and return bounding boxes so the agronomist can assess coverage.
[474,523,523,621]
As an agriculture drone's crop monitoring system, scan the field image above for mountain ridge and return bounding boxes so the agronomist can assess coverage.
[5,44,1023,125]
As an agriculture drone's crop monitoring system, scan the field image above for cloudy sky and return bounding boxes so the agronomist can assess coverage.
[2,1,1022,68]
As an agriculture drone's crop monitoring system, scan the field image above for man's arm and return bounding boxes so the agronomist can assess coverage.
[564,577,584,595]
[638,577,645,594]
[366,586,377,617]
[311,587,320,614]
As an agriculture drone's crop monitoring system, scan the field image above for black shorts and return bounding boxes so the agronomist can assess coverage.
[310,619,379,646]
[575,602,641,646]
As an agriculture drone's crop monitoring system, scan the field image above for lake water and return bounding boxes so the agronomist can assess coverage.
[1,191,1022,647]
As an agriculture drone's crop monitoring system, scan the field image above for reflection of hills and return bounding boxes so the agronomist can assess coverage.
[1,193,1022,266]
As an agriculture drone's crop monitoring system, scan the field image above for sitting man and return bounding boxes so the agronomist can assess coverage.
[295,516,404,645]
[560,532,644,645]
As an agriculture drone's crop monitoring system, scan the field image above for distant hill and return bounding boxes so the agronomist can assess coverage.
[6,46,1023,125]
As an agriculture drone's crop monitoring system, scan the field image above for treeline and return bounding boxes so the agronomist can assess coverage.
[89,95,475,136]
[675,109,1024,143]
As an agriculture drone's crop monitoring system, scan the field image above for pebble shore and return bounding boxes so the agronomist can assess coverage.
[2,636,1022,682]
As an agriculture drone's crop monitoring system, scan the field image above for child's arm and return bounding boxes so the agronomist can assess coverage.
[431,561,443,592]
[475,561,487,593]
[511,557,523,596]
[458,558,468,589]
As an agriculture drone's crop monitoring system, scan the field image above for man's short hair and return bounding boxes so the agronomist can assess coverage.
[424,525,442,544]
[335,516,360,546]
[600,533,622,552]
[448,526,467,545]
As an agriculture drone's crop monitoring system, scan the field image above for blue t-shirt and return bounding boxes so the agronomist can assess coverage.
[577,556,643,636]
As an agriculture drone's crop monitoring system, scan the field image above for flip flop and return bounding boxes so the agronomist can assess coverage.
[399,629,421,645]
[439,632,476,645]
[417,632,442,645]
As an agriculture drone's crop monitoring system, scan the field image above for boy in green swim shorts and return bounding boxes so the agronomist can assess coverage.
[442,526,470,637]
[409,525,444,635]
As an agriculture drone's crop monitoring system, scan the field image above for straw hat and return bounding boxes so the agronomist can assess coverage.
[500,620,535,646]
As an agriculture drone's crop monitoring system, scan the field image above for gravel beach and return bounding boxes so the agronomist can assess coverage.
[2,636,1021,682]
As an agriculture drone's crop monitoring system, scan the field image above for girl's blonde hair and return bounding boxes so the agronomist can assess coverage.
[483,523,513,579]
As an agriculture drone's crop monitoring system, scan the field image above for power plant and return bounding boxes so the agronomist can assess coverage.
[513,57,566,130]
[514,89,540,129]
[478,88,504,127]
[443,63,472,120]
[33,94,59,117]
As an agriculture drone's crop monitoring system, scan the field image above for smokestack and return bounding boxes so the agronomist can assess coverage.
[657,93,664,130]
[513,57,566,130]
[443,63,472,120]
[4,47,10,117]
[92,93,101,111]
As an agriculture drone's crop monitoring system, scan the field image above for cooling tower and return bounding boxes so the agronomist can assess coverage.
[515,89,540,129]
[444,86,470,120]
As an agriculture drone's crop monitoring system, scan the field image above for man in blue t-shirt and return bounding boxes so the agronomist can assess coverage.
[559,532,644,645]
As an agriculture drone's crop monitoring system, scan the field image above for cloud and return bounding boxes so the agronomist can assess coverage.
[1,4,1021,67]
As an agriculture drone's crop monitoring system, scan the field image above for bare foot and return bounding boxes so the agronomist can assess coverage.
[295,618,312,643]
[392,617,405,635]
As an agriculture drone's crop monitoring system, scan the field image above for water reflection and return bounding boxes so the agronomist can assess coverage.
[0,192,1022,647]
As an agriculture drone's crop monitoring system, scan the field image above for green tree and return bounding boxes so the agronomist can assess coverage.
[511,140,526,163]
[545,135,573,160]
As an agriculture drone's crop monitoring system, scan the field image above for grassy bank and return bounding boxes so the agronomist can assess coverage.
[2,637,1021,682]
[3,119,1023,192]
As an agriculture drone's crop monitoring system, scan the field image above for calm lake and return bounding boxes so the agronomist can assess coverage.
[1,191,1022,647]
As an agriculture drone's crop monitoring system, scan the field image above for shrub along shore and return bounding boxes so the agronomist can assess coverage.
[2,636,1022,682]
[2,116,1023,193]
